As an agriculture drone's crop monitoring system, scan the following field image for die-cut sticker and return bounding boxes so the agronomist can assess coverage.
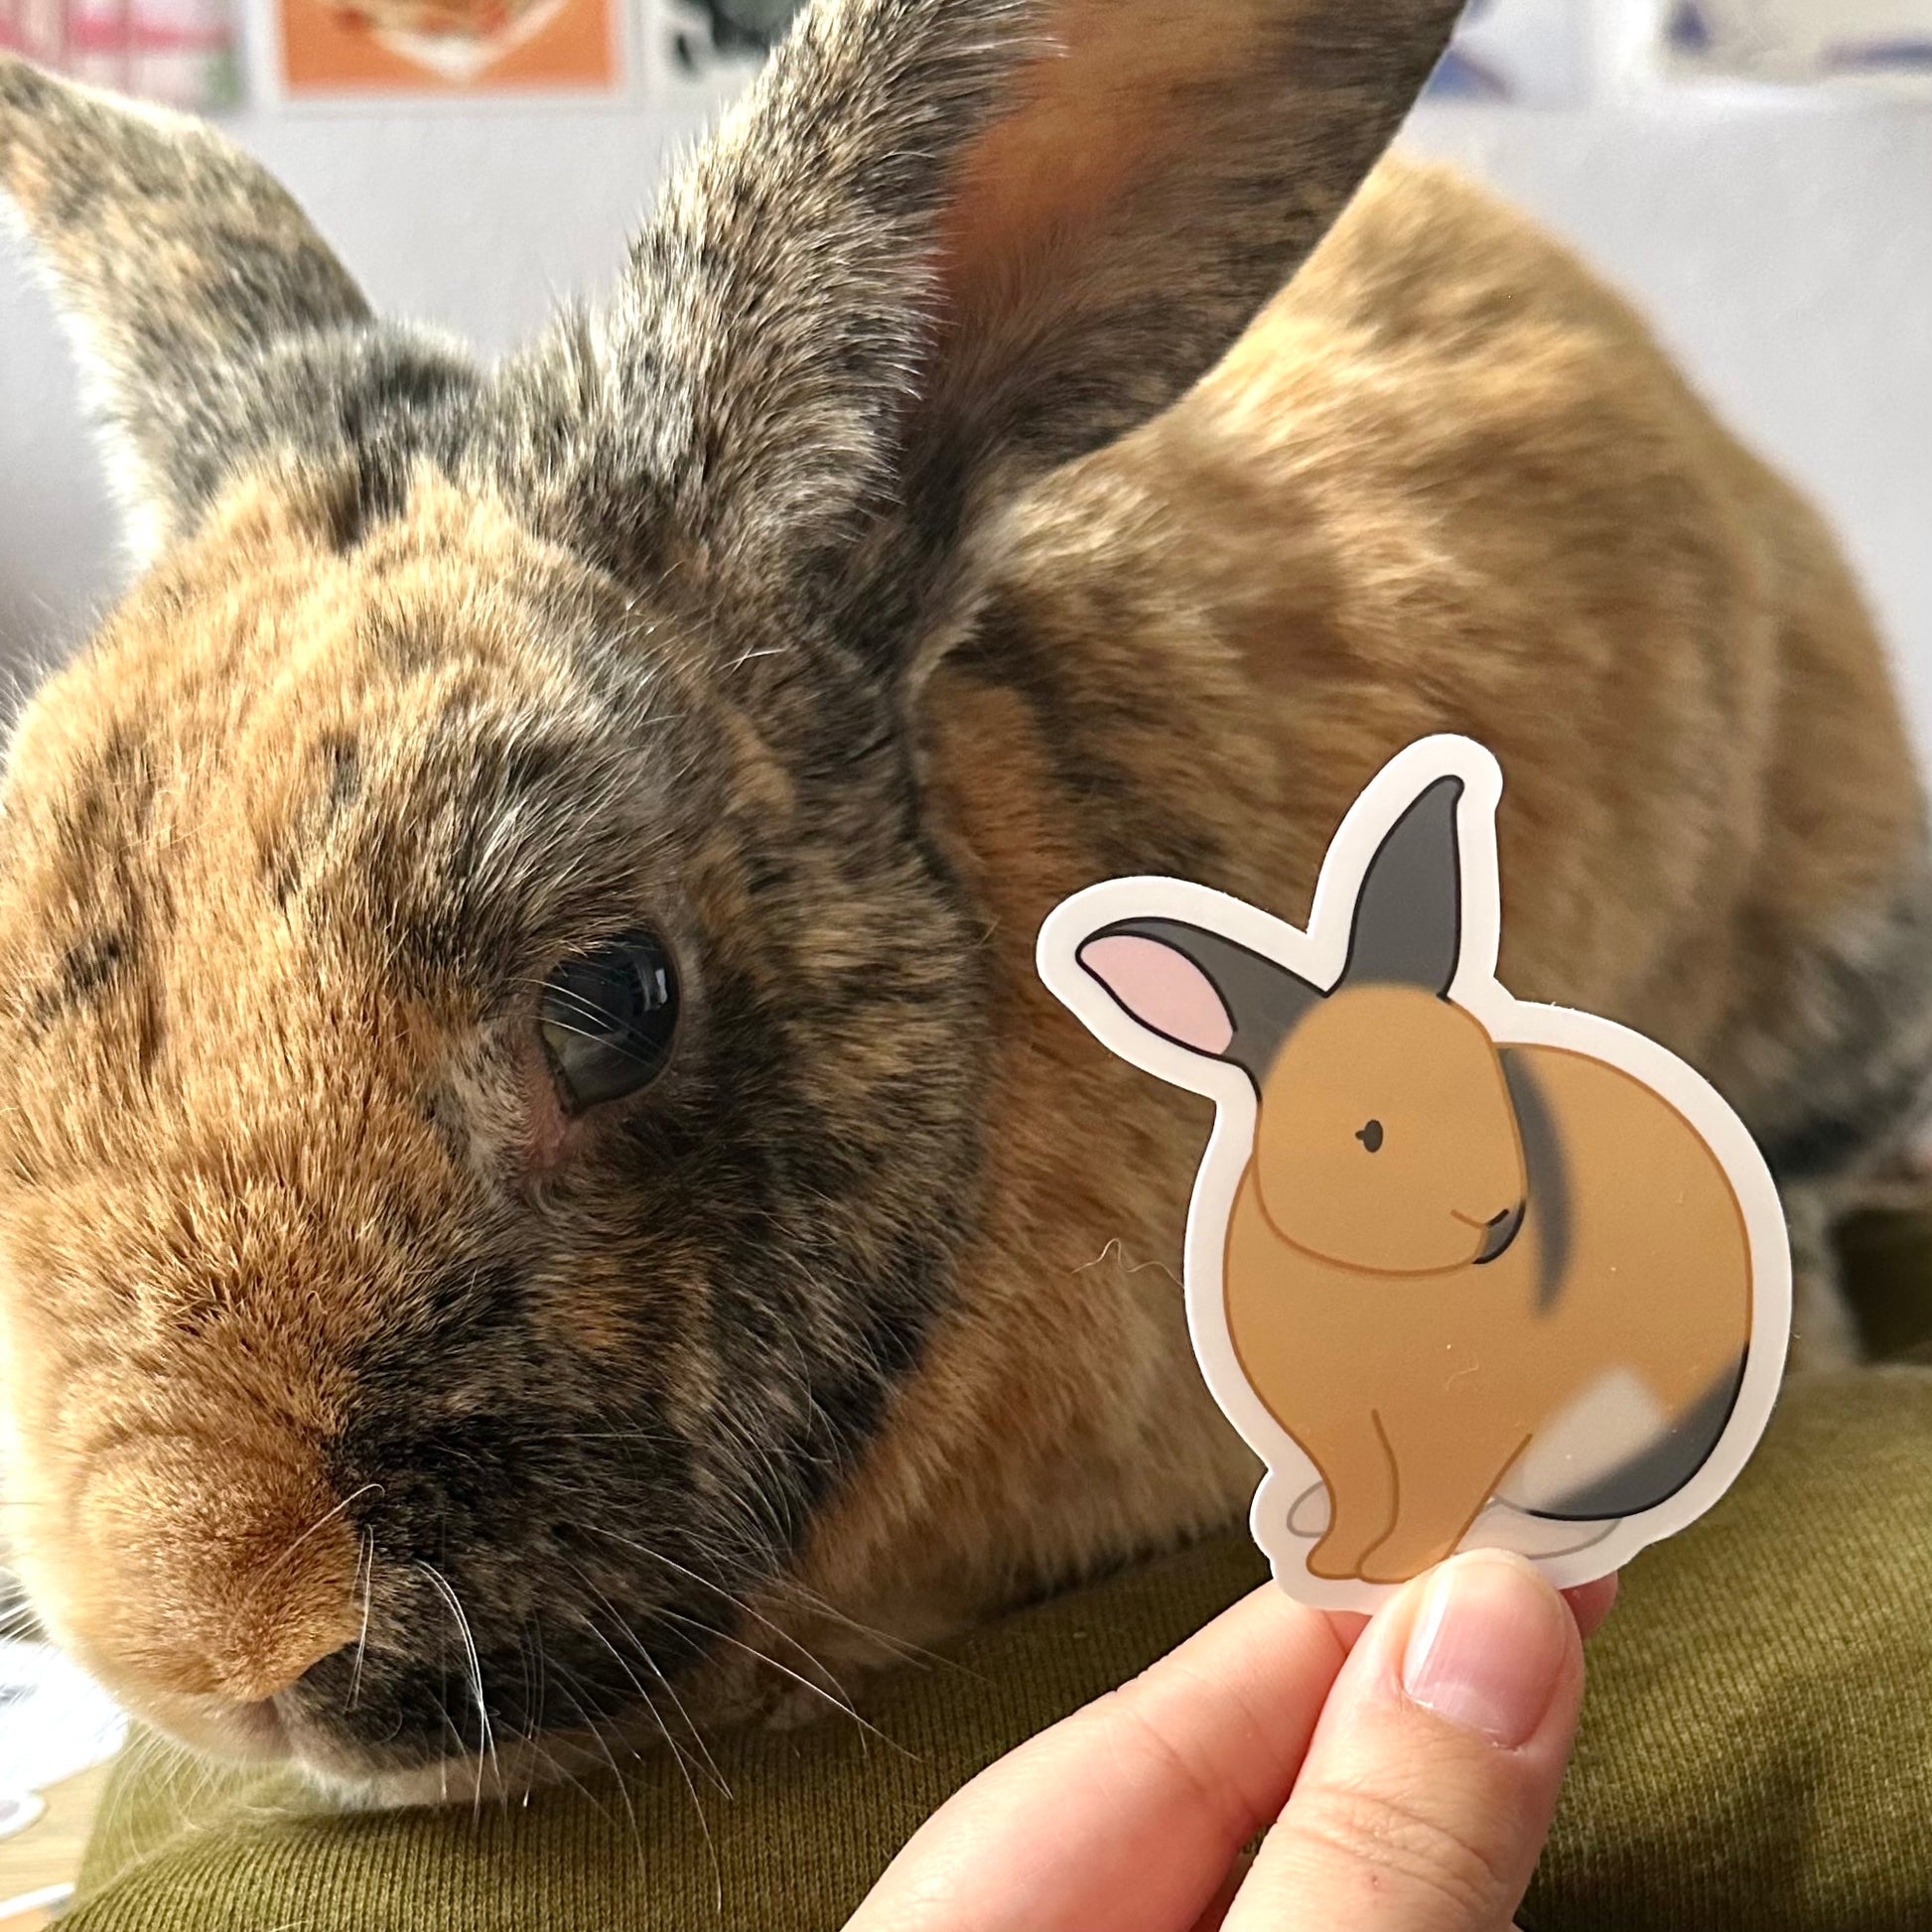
[1037,735,1791,1611]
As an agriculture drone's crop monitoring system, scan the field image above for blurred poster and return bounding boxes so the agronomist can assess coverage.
[1425,0,1589,103]
[261,0,627,97]
[1665,0,1932,85]
[0,0,240,108]
[644,0,794,109]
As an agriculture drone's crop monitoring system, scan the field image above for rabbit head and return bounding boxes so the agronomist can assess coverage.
[0,0,1462,1795]
[1252,987,1526,1274]
[1079,778,1529,1275]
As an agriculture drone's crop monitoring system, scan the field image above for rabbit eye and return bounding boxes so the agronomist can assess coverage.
[1355,1119,1384,1153]
[539,933,679,1113]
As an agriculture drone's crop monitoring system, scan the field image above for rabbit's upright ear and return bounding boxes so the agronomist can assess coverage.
[553,0,1464,620]
[0,57,466,558]
[1340,776,1466,997]
[1078,919,1321,1087]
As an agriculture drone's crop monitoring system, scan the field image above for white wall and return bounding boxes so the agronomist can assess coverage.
[3,17,1928,742]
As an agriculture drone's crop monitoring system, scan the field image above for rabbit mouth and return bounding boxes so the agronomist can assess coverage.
[1469,1200,1527,1266]
[248,1579,739,1797]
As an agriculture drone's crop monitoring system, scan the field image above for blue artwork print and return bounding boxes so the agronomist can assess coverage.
[670,0,800,72]
[1665,0,1932,84]
[1424,0,1588,103]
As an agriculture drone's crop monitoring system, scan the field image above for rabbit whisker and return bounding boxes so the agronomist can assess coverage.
[565,1563,733,1800]
[575,1569,734,1792]
[345,1529,375,1714]
[572,1611,723,1902]
[238,1484,382,1611]
[417,1563,499,1807]
[524,1616,624,1822]
[564,1570,725,1801]
[541,1659,649,1875]
[570,1523,895,1747]
[751,1569,950,1673]
[651,1598,904,1755]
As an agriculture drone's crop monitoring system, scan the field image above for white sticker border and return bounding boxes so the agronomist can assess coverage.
[1036,734,1792,1612]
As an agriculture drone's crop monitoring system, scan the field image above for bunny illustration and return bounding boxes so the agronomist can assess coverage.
[0,0,1927,1799]
[1049,740,1781,1601]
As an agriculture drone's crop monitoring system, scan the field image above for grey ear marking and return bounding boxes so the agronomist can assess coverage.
[0,55,379,549]
[1078,917,1321,1088]
[1342,775,1465,996]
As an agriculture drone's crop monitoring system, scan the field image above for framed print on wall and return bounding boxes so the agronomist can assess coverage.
[1663,0,1932,88]
[0,0,240,108]
[253,0,628,102]
[1424,0,1590,104]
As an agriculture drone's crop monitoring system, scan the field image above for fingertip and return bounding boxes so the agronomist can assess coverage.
[1398,1551,1576,1748]
[1562,1570,1619,1641]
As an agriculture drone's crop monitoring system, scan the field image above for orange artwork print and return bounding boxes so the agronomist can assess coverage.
[273,0,621,96]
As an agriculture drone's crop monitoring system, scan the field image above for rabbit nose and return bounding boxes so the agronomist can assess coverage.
[64,1438,362,1710]
[205,1620,358,1707]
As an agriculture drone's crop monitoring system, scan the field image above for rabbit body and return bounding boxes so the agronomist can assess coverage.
[809,157,1929,1657]
[0,0,1927,1792]
[1226,1023,1753,1587]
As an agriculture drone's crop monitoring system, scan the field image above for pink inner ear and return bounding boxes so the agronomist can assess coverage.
[1078,934,1234,1056]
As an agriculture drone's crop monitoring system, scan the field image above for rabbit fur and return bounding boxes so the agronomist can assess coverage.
[0,0,1927,1799]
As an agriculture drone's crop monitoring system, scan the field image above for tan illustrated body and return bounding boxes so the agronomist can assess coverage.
[1228,1007,1752,1583]
[1068,771,1764,1589]
[0,0,1925,1797]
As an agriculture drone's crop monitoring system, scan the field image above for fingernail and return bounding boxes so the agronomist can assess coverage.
[1400,1553,1569,1747]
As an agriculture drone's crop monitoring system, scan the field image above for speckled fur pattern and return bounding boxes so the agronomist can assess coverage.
[0,0,1925,1800]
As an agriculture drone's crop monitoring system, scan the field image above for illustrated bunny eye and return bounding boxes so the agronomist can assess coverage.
[540,933,680,1114]
[1355,1119,1385,1153]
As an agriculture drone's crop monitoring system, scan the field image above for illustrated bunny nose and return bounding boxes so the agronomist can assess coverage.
[1468,1200,1528,1266]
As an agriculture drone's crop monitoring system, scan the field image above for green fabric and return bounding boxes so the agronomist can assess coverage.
[69,1245,1932,1931]
[1840,1208,1932,1364]
[72,1537,1274,1932]
[1532,1366,1932,1932]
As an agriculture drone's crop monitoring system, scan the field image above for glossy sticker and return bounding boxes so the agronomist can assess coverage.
[1037,735,1791,1611]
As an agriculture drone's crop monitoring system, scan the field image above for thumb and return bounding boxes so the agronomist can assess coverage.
[1228,1551,1583,1932]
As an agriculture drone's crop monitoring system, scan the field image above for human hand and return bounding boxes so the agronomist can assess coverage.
[847,1551,1614,1932]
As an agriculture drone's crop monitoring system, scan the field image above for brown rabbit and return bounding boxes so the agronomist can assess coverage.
[1070,768,1760,1589]
[0,0,1926,1803]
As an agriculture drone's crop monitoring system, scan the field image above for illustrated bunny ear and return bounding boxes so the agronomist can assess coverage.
[0,56,478,557]
[1340,775,1465,996]
[528,0,1467,613]
[1078,919,1321,1087]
